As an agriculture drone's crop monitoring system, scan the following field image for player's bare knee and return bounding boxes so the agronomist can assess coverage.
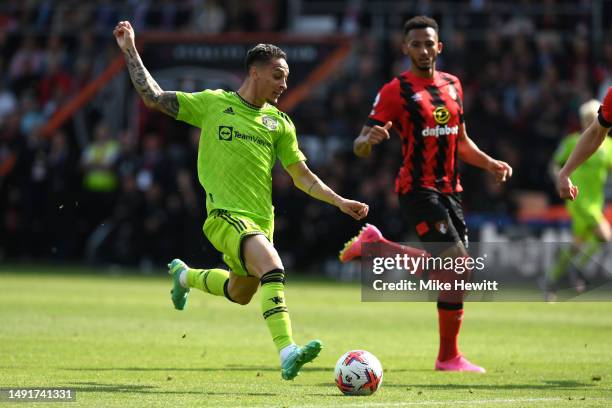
[242,235,283,278]
[595,221,612,242]
[438,243,468,259]
[249,261,283,279]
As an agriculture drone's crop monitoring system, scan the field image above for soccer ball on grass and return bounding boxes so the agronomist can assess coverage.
[334,350,383,396]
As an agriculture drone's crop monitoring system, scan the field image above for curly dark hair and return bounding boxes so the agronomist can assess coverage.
[245,44,287,71]
[403,15,439,37]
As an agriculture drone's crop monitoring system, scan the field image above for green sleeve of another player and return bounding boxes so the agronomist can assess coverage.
[276,115,306,168]
[553,136,573,166]
[176,90,214,128]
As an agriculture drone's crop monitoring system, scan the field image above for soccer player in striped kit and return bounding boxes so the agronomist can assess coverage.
[340,16,512,372]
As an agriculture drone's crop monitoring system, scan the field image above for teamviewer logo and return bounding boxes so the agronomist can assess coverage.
[218,126,233,141]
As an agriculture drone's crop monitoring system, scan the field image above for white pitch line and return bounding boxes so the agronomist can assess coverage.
[268,396,612,408]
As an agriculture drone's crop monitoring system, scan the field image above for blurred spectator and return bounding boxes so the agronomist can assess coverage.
[80,122,120,240]
[0,83,17,123]
[19,92,45,136]
[8,36,44,91]
[193,0,226,33]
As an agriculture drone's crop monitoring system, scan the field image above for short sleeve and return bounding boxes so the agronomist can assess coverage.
[553,137,572,166]
[276,115,306,168]
[176,90,214,128]
[366,81,400,127]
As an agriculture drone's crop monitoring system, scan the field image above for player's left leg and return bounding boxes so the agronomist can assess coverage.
[242,234,322,380]
[571,219,612,292]
[434,194,484,372]
[399,191,484,372]
[594,218,612,242]
[545,211,607,300]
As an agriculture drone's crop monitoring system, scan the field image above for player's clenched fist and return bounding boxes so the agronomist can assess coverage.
[367,121,393,145]
[557,171,578,200]
[338,199,369,220]
[113,21,135,51]
[488,160,513,183]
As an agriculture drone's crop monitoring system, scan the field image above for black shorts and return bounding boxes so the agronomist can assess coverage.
[398,188,467,250]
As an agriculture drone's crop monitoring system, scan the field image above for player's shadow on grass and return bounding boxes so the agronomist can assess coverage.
[67,382,277,396]
[66,365,328,373]
[384,380,596,391]
[225,364,329,373]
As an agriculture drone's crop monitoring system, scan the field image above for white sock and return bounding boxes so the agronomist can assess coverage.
[280,344,298,362]
[179,270,188,288]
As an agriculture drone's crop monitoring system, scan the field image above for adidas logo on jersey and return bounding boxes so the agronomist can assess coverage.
[223,107,235,115]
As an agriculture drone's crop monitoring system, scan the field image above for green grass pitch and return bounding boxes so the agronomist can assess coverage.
[1,267,611,407]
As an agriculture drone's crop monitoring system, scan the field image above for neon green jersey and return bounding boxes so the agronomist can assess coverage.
[554,132,612,212]
[176,89,305,222]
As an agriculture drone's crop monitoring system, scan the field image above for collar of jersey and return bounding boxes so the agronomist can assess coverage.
[234,92,266,111]
[405,70,438,83]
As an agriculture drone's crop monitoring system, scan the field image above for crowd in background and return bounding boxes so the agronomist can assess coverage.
[1,0,611,271]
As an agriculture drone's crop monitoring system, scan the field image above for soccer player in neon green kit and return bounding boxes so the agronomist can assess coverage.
[113,21,369,380]
[546,98,612,299]
[553,87,612,298]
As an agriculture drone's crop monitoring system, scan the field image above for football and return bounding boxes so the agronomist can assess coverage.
[334,350,383,396]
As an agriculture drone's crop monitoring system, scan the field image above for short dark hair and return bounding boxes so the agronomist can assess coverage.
[403,15,439,37]
[245,44,287,71]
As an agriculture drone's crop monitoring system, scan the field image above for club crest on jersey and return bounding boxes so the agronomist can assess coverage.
[433,106,451,125]
[262,116,278,131]
[435,221,448,234]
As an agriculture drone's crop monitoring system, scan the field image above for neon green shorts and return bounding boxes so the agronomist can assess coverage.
[203,209,274,277]
[568,204,603,240]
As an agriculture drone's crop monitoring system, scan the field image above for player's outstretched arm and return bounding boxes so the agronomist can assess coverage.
[113,21,178,118]
[285,161,369,220]
[457,124,512,183]
[353,122,392,158]
[557,121,608,200]
[558,87,612,200]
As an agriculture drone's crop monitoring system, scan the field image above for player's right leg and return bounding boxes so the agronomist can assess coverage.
[167,209,259,310]
[339,224,427,263]
[242,234,322,380]
[339,223,384,262]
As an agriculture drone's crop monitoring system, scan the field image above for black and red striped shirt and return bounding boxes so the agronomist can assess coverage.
[367,70,464,194]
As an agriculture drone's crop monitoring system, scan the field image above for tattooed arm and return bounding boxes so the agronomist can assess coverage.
[113,21,178,118]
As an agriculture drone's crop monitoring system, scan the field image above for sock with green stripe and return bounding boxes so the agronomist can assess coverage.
[186,268,230,297]
[260,269,294,352]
